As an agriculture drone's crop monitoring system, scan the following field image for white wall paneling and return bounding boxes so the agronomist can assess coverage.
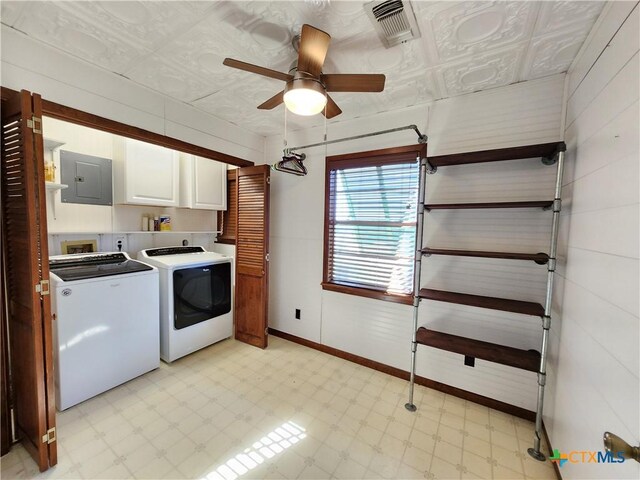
[1,25,264,163]
[426,75,564,156]
[267,75,565,411]
[546,2,640,479]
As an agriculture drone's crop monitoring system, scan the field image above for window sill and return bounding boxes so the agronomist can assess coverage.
[321,282,413,305]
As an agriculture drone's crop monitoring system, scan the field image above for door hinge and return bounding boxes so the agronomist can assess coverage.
[42,427,56,444]
[265,253,270,262]
[266,176,270,185]
[35,280,50,296]
[27,116,42,134]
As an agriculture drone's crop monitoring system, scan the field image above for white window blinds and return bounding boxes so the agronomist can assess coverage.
[326,159,419,295]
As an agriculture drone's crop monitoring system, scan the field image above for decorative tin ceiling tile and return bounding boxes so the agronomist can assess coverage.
[424,1,538,62]
[61,1,215,51]
[522,29,591,81]
[124,55,215,103]
[438,45,525,96]
[535,1,605,35]
[13,1,150,73]
[0,0,27,27]
[172,5,297,73]
[2,0,606,137]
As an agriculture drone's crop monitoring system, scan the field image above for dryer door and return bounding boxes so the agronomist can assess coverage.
[173,262,231,330]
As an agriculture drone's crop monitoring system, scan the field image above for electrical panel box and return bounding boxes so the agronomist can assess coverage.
[60,150,113,206]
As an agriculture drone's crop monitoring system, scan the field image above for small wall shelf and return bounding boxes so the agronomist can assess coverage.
[45,182,68,220]
[45,182,68,191]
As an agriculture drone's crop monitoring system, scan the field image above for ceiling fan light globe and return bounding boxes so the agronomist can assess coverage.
[284,88,327,116]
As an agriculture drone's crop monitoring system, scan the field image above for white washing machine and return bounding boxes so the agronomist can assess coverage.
[49,252,159,410]
[137,246,233,363]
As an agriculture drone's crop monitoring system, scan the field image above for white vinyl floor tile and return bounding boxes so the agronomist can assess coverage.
[0,336,556,479]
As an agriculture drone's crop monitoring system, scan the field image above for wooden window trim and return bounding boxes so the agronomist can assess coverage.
[322,143,427,304]
[321,282,413,305]
[0,86,253,168]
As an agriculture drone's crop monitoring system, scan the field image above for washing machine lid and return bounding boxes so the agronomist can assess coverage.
[138,246,229,268]
[50,252,153,281]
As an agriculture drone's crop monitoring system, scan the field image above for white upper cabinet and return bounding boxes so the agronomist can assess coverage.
[179,155,227,211]
[113,137,179,207]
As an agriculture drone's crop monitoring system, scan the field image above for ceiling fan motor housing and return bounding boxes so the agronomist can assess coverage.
[285,71,326,96]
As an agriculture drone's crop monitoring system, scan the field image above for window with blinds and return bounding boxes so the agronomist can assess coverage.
[323,145,424,303]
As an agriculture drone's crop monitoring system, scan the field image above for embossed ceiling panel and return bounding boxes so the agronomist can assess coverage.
[535,0,605,35]
[124,54,219,103]
[417,1,539,62]
[11,1,151,73]
[438,44,526,96]
[2,1,605,136]
[521,27,591,81]
[0,1,27,27]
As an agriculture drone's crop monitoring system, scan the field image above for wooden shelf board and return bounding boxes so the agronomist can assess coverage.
[45,182,68,191]
[428,142,565,167]
[416,327,540,372]
[425,201,553,211]
[422,248,549,264]
[419,288,545,317]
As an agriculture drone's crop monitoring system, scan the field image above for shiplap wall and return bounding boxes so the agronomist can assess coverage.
[266,74,564,411]
[0,25,264,163]
[546,3,639,479]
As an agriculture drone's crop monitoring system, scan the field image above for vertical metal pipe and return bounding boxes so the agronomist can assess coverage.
[405,157,428,412]
[529,150,565,461]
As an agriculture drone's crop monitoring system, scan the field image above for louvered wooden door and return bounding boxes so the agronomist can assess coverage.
[1,89,57,470]
[234,165,270,348]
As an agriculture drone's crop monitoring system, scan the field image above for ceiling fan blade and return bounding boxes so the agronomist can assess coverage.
[321,74,386,92]
[257,91,284,110]
[297,24,331,77]
[322,95,342,119]
[223,58,293,82]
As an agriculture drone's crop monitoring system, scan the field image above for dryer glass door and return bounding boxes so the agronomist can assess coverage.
[173,262,231,329]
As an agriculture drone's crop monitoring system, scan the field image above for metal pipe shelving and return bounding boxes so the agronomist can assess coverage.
[404,141,566,463]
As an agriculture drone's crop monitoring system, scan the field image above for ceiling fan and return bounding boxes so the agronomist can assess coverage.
[223,24,386,119]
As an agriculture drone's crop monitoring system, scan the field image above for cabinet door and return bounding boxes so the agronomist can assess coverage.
[194,156,227,210]
[125,139,178,206]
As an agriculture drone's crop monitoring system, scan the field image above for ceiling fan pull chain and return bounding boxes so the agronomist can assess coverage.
[283,104,288,150]
[324,102,328,142]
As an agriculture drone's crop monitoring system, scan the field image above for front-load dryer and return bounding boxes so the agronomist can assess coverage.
[138,246,233,362]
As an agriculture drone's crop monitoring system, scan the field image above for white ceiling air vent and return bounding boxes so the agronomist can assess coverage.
[364,0,421,48]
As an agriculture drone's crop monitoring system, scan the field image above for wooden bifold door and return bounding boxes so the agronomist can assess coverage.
[1,89,57,471]
[234,165,270,348]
